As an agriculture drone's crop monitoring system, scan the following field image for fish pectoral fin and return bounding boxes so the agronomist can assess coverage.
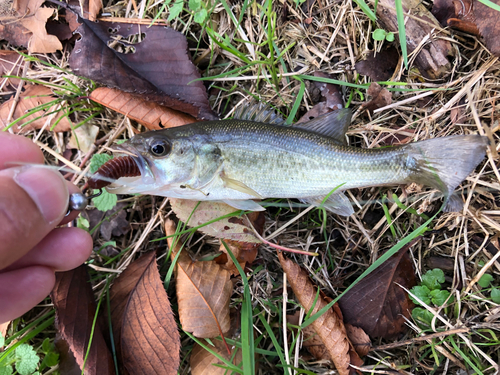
[293,108,352,145]
[220,174,263,199]
[301,191,354,216]
[222,199,266,212]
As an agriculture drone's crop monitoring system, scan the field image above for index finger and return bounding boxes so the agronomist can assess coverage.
[0,132,44,170]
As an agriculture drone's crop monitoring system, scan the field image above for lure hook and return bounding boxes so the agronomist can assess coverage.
[66,189,103,216]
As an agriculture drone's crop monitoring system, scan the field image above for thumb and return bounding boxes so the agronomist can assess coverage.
[0,166,69,269]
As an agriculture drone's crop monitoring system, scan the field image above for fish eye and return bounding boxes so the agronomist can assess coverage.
[150,140,170,157]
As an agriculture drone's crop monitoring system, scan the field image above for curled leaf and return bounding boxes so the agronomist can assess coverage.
[51,265,115,374]
[90,88,196,130]
[190,340,242,375]
[278,252,360,375]
[171,199,262,244]
[0,85,72,133]
[166,220,232,338]
[109,251,181,374]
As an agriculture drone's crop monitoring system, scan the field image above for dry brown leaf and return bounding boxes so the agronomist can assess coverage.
[432,0,500,56]
[278,252,357,375]
[88,0,102,21]
[0,50,26,90]
[171,199,262,244]
[0,321,9,348]
[90,88,196,130]
[338,240,418,340]
[345,324,371,357]
[20,7,63,53]
[165,220,232,338]
[109,251,181,375]
[362,83,392,113]
[297,72,344,123]
[0,85,72,133]
[216,211,265,275]
[190,340,242,375]
[67,123,99,152]
[51,265,116,375]
[69,19,217,120]
[0,0,62,53]
[355,47,399,82]
[302,324,331,361]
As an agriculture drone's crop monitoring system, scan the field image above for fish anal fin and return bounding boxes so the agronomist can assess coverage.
[220,173,263,199]
[293,108,352,144]
[301,191,354,216]
[222,199,266,211]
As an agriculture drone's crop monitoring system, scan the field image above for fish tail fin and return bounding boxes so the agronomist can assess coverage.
[404,135,488,211]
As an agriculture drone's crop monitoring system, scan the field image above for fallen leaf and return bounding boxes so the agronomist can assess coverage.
[338,240,418,340]
[355,47,399,82]
[0,50,26,90]
[0,0,63,53]
[21,7,63,53]
[0,85,73,133]
[216,211,265,275]
[297,71,344,123]
[171,199,262,244]
[98,204,131,241]
[165,219,232,338]
[109,251,181,375]
[190,340,242,375]
[345,324,371,357]
[0,321,9,347]
[278,252,361,375]
[90,88,196,130]
[432,0,500,56]
[361,82,392,113]
[69,19,217,120]
[51,265,116,374]
[302,324,331,361]
[67,123,99,152]
[88,0,102,21]
[471,0,500,56]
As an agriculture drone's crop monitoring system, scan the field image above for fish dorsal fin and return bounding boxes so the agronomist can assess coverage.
[232,101,285,125]
[293,109,352,145]
[300,190,354,216]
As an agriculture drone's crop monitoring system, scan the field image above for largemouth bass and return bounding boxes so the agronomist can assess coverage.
[95,108,488,215]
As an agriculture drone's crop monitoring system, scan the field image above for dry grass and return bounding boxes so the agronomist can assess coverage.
[3,0,500,374]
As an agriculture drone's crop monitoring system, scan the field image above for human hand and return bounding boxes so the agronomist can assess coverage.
[0,132,93,323]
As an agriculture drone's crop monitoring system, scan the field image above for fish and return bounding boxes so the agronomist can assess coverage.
[90,105,489,216]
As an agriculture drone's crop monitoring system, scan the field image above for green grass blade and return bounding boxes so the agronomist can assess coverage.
[353,0,377,21]
[222,240,255,375]
[302,211,438,328]
[477,0,500,11]
[395,0,408,69]
[286,80,305,124]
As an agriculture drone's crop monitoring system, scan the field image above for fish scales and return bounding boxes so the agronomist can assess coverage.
[97,109,488,215]
[192,120,411,197]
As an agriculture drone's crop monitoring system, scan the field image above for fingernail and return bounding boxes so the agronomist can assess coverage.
[14,167,69,225]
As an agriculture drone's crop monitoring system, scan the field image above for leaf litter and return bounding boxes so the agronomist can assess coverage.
[2,0,500,374]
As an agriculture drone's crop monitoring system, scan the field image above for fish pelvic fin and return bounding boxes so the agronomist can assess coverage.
[220,173,263,199]
[222,199,266,211]
[404,135,488,212]
[301,191,354,216]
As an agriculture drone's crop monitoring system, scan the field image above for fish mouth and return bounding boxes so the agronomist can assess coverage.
[114,143,156,185]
